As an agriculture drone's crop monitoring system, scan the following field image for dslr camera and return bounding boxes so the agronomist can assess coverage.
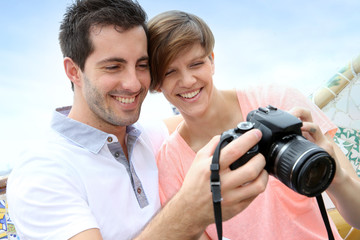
[221,105,336,197]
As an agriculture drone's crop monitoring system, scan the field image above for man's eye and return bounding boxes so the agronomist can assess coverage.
[137,63,149,70]
[105,65,119,70]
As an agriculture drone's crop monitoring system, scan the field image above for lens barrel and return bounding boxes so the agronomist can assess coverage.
[268,135,336,197]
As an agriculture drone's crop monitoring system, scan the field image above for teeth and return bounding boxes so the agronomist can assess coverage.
[179,89,200,99]
[115,96,135,104]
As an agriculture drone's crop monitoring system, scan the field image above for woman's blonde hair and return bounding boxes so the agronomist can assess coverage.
[148,10,215,92]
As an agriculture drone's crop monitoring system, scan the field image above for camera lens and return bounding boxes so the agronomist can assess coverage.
[268,135,336,197]
[304,161,327,189]
[297,152,335,195]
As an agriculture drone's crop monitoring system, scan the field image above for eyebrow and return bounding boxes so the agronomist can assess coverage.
[137,56,149,63]
[97,57,127,66]
[97,56,149,66]
[167,54,205,68]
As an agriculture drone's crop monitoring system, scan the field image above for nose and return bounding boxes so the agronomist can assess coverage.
[121,67,143,92]
[178,70,196,88]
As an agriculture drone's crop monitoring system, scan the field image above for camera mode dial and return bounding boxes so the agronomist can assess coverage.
[229,121,259,170]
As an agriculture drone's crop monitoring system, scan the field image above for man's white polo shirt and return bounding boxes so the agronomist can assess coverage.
[7,106,169,240]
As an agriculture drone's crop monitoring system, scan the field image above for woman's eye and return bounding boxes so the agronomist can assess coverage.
[191,61,204,67]
[165,69,175,77]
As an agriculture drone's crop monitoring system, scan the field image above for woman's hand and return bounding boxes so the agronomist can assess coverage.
[288,107,335,157]
[288,107,360,228]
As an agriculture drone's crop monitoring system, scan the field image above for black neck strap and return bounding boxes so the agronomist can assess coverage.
[316,194,335,240]
[210,137,335,240]
[210,136,231,240]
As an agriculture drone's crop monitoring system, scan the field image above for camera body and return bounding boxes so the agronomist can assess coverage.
[221,105,336,197]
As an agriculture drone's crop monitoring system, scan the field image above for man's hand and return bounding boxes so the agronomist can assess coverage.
[136,129,268,240]
[177,129,268,231]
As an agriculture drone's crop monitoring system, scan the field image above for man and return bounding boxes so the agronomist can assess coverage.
[7,0,268,239]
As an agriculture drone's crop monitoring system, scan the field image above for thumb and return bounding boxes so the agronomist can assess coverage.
[194,135,220,162]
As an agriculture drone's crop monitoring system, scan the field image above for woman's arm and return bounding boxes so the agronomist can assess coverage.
[290,107,360,229]
[324,135,360,229]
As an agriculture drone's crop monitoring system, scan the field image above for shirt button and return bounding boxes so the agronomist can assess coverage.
[107,137,113,143]
[114,152,120,158]
[137,187,142,194]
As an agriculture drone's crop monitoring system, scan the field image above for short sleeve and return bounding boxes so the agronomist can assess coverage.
[7,150,99,240]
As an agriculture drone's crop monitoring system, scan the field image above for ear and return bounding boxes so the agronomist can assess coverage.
[64,57,82,88]
[210,52,215,75]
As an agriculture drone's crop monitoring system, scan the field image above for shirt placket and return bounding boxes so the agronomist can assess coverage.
[107,136,149,209]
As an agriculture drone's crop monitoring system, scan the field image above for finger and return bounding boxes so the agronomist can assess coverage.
[301,123,335,156]
[301,122,320,134]
[221,153,266,190]
[221,196,255,222]
[301,122,323,142]
[195,135,220,162]
[288,107,313,122]
[218,129,262,169]
[222,169,268,208]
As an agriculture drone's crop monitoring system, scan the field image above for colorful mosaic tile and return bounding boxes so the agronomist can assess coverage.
[312,55,360,177]
[334,127,360,177]
[0,195,18,240]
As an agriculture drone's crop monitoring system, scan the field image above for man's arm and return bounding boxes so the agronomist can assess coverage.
[70,229,103,240]
[70,130,267,240]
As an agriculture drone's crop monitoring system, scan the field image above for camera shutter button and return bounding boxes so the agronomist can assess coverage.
[236,122,254,133]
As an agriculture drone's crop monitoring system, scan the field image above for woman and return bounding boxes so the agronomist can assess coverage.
[148,10,360,239]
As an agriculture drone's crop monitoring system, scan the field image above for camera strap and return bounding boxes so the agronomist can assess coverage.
[316,194,335,240]
[210,135,233,240]
[211,137,335,240]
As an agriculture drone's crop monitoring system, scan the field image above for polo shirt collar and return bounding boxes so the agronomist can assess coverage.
[50,106,141,154]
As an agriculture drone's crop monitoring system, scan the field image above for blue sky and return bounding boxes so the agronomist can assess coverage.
[1,0,360,174]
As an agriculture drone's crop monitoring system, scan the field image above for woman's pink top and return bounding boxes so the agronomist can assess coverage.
[157,85,342,239]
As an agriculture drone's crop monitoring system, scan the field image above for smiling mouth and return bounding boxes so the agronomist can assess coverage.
[114,96,136,104]
[179,89,200,99]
